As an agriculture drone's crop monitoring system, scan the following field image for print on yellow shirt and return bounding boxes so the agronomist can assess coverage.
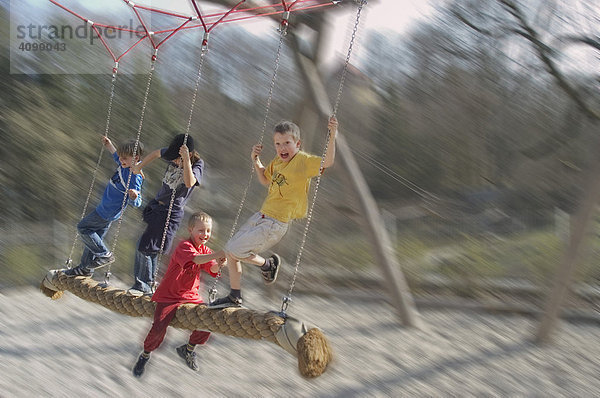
[260,151,323,223]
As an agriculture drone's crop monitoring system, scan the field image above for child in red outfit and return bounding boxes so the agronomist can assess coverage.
[133,211,226,377]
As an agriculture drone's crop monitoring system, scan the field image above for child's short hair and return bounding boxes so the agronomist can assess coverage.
[117,139,144,158]
[274,121,300,141]
[188,211,212,228]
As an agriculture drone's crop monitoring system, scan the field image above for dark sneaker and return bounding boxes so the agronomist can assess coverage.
[62,266,93,277]
[261,254,281,285]
[209,295,243,309]
[133,353,149,378]
[176,345,199,371]
[92,253,115,269]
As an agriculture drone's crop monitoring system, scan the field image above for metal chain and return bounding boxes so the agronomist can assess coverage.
[102,57,157,285]
[208,25,287,302]
[65,65,119,267]
[232,27,287,234]
[281,0,366,314]
[154,48,209,288]
[332,0,365,117]
[155,185,177,280]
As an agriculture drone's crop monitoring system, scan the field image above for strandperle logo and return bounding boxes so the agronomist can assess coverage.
[15,19,145,45]
[9,6,157,74]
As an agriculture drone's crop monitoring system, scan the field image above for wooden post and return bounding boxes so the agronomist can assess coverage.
[336,134,422,327]
[535,157,600,343]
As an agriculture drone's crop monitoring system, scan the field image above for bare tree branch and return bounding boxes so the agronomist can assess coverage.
[450,8,494,36]
[561,35,600,52]
[520,102,583,159]
[497,0,600,120]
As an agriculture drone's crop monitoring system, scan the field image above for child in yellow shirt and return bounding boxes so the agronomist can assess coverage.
[210,116,338,308]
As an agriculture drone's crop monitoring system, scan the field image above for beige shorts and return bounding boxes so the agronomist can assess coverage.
[225,212,289,259]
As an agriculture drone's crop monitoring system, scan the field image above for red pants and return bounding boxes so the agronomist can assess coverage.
[144,302,211,352]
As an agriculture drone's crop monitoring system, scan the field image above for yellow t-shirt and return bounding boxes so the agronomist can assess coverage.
[260,151,323,223]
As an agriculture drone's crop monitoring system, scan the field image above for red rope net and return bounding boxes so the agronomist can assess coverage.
[49,0,338,68]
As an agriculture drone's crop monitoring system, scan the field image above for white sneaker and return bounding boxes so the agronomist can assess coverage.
[127,288,144,297]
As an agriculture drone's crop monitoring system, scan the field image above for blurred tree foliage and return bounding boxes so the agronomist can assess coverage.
[358,0,599,216]
[2,1,600,287]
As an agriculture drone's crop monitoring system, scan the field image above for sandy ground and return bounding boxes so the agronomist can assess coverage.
[1,283,600,397]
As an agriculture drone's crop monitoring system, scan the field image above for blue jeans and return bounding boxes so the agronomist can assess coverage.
[132,241,158,293]
[77,210,112,269]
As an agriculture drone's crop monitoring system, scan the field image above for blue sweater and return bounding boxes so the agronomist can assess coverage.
[96,152,143,221]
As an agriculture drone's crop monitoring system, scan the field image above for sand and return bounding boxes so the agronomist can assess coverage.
[1,285,600,397]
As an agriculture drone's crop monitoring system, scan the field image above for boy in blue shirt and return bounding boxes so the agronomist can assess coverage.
[64,136,144,277]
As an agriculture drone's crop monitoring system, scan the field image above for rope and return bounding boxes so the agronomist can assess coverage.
[208,20,288,301]
[65,67,119,267]
[281,0,366,314]
[41,270,332,378]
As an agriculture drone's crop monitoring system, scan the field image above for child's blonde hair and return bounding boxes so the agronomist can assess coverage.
[274,121,300,141]
[117,139,144,158]
[188,211,212,228]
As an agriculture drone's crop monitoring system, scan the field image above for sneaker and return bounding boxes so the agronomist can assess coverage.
[133,353,149,378]
[62,266,93,277]
[261,254,281,285]
[127,288,145,297]
[92,253,115,269]
[209,295,243,309]
[176,345,199,371]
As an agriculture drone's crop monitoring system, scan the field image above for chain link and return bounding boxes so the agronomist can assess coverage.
[154,48,208,289]
[281,0,366,314]
[65,66,119,267]
[332,0,365,117]
[103,58,157,284]
[208,26,287,297]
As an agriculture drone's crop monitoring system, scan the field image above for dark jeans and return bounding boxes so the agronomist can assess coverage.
[131,243,158,293]
[133,202,182,292]
[77,210,112,269]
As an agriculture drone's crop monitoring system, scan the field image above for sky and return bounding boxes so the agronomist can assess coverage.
[326,0,437,66]
[358,0,436,32]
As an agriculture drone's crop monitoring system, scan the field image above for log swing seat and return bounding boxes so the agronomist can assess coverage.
[40,269,331,378]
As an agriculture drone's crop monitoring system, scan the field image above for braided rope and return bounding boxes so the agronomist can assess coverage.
[40,270,332,377]
[47,272,282,339]
[65,68,119,267]
[282,0,366,313]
